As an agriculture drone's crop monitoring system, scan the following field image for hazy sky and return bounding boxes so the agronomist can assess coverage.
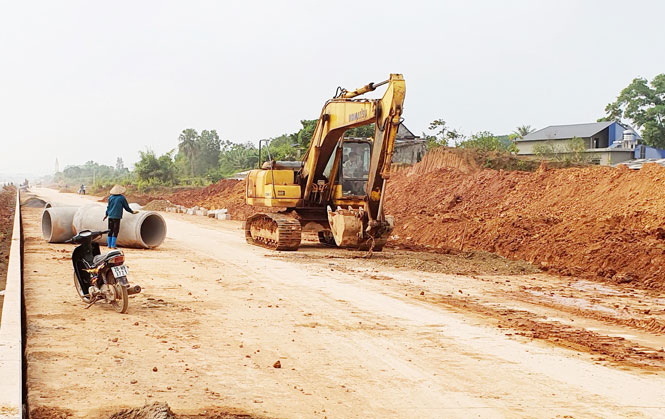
[1,0,664,177]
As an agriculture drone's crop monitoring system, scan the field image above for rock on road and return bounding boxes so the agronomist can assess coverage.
[23,188,665,418]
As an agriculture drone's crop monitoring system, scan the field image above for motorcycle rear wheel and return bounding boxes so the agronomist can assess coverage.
[110,283,129,314]
[107,271,129,313]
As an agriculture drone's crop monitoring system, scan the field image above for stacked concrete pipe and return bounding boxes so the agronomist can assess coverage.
[41,204,167,249]
[42,206,78,243]
[73,205,166,249]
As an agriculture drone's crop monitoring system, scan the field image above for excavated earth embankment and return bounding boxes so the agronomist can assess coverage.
[140,148,665,290]
[385,151,665,290]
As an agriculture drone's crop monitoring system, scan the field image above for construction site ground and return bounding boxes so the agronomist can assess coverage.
[24,188,665,418]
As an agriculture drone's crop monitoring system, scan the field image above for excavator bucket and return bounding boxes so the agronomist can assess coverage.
[327,206,396,250]
[327,206,363,248]
[364,215,395,251]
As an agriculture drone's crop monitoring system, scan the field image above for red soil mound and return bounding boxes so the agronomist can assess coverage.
[385,162,665,289]
[393,147,540,175]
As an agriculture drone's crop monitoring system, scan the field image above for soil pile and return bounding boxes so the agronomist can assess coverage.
[21,194,46,208]
[165,179,256,219]
[142,199,172,211]
[108,402,175,419]
[385,161,665,289]
[395,147,541,176]
[29,405,74,418]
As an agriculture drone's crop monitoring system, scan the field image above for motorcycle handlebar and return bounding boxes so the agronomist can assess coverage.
[66,229,111,243]
[92,230,111,238]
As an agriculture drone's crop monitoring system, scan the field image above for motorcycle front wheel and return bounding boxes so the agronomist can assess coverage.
[73,272,91,304]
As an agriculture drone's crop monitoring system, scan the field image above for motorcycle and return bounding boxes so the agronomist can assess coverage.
[78,185,86,195]
[67,229,141,313]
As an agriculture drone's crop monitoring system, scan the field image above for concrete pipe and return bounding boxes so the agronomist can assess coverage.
[72,205,166,249]
[41,207,78,243]
[129,203,142,211]
[44,201,68,209]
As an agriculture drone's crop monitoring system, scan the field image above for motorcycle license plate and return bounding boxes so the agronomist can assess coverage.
[111,265,129,278]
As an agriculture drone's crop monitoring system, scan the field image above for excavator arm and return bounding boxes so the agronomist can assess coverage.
[300,73,406,222]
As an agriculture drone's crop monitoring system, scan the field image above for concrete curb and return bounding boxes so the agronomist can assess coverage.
[0,188,24,418]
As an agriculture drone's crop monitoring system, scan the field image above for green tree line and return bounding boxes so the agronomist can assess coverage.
[55,120,375,191]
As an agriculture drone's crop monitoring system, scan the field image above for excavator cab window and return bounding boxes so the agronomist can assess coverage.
[340,141,370,196]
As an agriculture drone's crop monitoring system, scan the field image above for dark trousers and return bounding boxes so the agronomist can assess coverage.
[108,218,121,238]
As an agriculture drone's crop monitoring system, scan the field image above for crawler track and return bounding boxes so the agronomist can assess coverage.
[244,213,301,251]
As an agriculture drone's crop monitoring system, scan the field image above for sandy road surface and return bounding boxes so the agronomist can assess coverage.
[24,189,665,418]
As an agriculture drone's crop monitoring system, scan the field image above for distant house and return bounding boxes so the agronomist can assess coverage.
[516,121,643,165]
[393,123,426,165]
[346,122,426,165]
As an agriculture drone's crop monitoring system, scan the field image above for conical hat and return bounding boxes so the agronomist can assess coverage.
[109,184,126,195]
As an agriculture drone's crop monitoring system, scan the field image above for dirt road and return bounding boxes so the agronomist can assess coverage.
[24,189,665,418]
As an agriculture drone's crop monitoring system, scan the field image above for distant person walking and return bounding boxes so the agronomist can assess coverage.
[103,185,138,248]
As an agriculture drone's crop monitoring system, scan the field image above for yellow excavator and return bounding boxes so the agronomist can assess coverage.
[244,74,406,251]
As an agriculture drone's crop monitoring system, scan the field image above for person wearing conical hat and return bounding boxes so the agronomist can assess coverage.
[103,185,138,249]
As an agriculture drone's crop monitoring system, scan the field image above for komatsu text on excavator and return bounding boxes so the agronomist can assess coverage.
[244,74,406,251]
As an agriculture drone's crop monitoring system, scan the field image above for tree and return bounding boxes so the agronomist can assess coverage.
[296,119,317,148]
[196,130,221,176]
[218,141,258,176]
[262,120,319,162]
[603,74,665,148]
[345,123,375,138]
[115,157,125,171]
[532,141,557,159]
[512,125,533,139]
[178,128,199,176]
[134,150,176,183]
[247,119,380,165]
[423,118,463,149]
[457,131,517,153]
[533,137,591,163]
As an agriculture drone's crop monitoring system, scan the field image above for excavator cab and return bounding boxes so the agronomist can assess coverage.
[322,138,372,197]
[339,139,371,196]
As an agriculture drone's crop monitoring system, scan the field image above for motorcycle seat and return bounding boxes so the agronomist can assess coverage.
[93,250,122,266]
